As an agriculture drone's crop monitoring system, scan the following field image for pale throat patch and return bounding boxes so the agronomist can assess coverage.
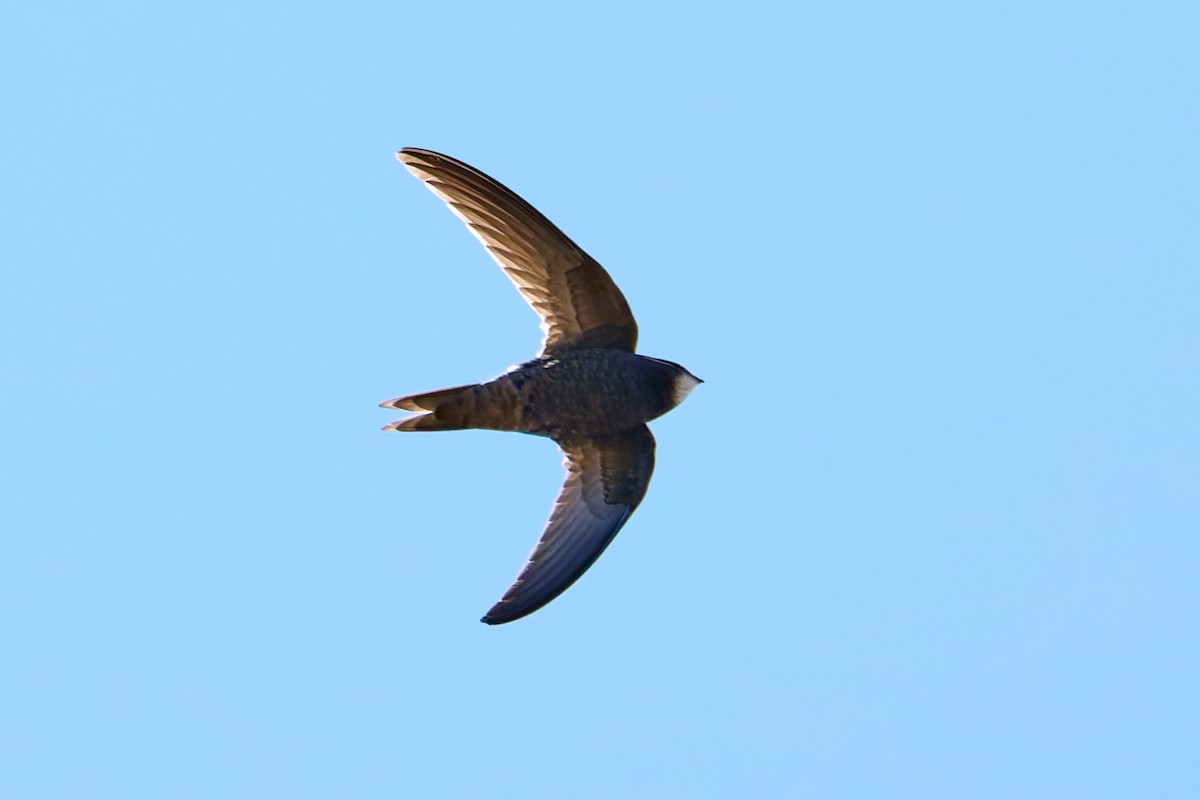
[672,372,702,405]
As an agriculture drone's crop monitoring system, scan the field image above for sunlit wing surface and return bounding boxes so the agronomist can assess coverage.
[397,148,638,356]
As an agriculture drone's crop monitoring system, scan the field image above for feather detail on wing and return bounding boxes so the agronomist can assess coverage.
[482,426,656,624]
[397,148,638,356]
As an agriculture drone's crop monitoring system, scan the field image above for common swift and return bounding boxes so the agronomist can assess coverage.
[381,149,701,625]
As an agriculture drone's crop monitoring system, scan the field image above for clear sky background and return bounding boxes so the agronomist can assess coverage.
[3,3,1197,798]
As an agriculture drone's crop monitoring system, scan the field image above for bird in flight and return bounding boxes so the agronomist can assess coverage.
[381,149,701,625]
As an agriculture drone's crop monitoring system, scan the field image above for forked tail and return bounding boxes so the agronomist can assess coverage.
[380,379,525,433]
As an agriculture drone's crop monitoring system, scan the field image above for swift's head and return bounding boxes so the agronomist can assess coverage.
[643,357,703,411]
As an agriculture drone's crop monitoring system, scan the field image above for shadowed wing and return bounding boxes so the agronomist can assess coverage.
[397,148,638,356]
[482,426,656,625]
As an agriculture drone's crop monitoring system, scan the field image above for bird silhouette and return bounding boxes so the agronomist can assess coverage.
[382,149,701,624]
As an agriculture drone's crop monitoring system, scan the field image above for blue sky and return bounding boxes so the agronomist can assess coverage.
[3,2,1197,797]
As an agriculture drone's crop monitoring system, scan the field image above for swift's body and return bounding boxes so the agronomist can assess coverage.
[382,149,701,625]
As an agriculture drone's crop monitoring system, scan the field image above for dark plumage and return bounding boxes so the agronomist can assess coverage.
[381,149,701,625]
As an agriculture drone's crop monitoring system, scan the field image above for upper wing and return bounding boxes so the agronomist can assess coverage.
[397,148,638,356]
[482,426,656,625]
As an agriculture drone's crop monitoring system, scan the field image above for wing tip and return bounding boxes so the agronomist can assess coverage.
[396,147,445,168]
[395,148,434,177]
[480,604,519,626]
[480,594,548,625]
